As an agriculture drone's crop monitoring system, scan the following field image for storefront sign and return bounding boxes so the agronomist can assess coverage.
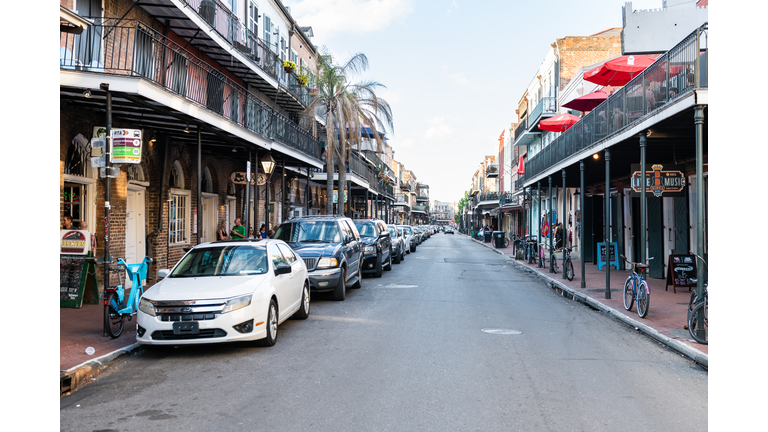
[230,172,267,186]
[630,164,686,197]
[60,230,91,255]
[110,128,143,164]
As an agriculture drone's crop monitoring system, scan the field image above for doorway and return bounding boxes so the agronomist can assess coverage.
[202,194,218,242]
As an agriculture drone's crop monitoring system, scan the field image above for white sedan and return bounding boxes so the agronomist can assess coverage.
[136,239,310,347]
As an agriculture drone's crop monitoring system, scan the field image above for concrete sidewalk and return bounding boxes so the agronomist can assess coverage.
[466,232,708,367]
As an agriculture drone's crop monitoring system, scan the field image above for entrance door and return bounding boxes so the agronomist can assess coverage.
[591,196,604,264]
[583,196,594,262]
[202,195,218,242]
[125,189,146,263]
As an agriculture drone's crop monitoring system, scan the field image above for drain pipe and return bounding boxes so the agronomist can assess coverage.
[146,134,169,284]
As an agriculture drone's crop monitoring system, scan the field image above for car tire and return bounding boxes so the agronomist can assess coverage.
[255,298,278,347]
[393,247,401,264]
[374,253,383,277]
[292,282,310,320]
[385,248,392,270]
[351,259,363,288]
[333,266,346,300]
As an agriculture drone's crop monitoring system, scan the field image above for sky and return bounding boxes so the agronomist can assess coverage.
[282,0,665,204]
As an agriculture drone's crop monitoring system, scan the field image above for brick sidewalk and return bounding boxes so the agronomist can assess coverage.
[60,303,137,372]
[470,235,707,356]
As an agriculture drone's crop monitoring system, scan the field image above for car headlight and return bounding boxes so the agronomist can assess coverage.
[316,257,339,269]
[222,295,253,314]
[139,298,156,317]
[363,245,376,254]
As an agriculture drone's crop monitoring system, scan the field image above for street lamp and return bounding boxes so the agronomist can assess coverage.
[262,153,276,230]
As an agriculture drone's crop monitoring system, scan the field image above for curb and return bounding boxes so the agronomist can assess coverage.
[61,342,142,395]
[470,237,708,369]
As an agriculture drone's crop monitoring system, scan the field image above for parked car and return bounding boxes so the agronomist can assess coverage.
[352,219,393,277]
[272,215,363,301]
[136,239,310,347]
[412,226,425,244]
[398,225,417,253]
[386,224,405,264]
[445,226,454,235]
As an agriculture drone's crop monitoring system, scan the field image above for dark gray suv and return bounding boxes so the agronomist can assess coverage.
[272,215,363,301]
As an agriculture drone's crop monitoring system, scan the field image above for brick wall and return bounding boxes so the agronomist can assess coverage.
[557,34,622,92]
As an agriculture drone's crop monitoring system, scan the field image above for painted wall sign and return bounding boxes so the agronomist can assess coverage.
[630,164,686,197]
[110,128,143,164]
[230,172,268,186]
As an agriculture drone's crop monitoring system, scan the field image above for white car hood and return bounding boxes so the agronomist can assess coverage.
[144,276,265,301]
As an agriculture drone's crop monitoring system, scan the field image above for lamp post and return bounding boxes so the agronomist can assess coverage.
[262,153,275,230]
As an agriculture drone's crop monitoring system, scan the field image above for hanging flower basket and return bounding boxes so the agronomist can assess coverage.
[296,74,309,88]
[308,88,319,96]
[282,60,297,74]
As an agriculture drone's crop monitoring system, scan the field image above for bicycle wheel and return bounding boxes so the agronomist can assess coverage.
[565,258,574,281]
[504,238,510,248]
[688,300,708,345]
[550,254,558,273]
[104,292,125,339]
[637,280,650,318]
[623,277,635,311]
[688,290,697,312]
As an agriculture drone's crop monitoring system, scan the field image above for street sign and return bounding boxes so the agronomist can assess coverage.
[90,137,106,148]
[90,156,105,168]
[110,128,142,164]
[100,166,121,178]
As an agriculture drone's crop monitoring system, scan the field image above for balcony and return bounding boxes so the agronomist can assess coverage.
[517,24,708,187]
[400,180,411,191]
[393,193,410,208]
[60,19,320,160]
[527,96,557,128]
[412,205,428,214]
[485,163,498,178]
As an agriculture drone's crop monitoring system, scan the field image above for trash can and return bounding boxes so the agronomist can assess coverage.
[493,231,506,248]
[484,231,492,243]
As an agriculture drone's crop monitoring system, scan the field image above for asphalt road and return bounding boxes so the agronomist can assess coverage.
[60,233,707,431]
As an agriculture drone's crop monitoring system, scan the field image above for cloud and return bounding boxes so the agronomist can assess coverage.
[282,0,415,38]
[449,72,467,86]
[425,117,453,140]
[447,1,458,16]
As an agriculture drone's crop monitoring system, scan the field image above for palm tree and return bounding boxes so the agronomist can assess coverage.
[300,50,393,215]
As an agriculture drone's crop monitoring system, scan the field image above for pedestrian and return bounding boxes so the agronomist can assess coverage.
[217,220,230,241]
[62,215,73,230]
[258,223,267,238]
[78,221,98,251]
[231,218,246,239]
[554,222,563,250]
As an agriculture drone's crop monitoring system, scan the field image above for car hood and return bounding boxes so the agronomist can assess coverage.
[288,242,340,257]
[359,237,377,246]
[145,276,265,301]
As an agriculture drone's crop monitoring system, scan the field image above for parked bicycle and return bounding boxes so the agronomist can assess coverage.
[103,257,153,339]
[549,246,558,274]
[619,254,654,318]
[526,239,538,265]
[686,252,708,345]
[560,246,575,281]
[495,234,510,249]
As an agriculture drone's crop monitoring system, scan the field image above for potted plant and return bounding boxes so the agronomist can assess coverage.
[308,87,319,96]
[282,60,297,73]
[296,74,309,88]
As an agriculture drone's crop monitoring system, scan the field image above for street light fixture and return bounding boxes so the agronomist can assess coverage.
[261,153,276,174]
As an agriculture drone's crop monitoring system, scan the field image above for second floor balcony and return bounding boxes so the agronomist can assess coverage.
[60,19,320,160]
[485,163,498,178]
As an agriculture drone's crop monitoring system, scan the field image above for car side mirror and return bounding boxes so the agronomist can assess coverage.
[275,264,292,276]
[345,235,353,244]
[157,269,171,278]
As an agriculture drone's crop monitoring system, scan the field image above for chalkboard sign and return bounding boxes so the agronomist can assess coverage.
[60,255,99,308]
[665,254,697,293]
[597,242,619,271]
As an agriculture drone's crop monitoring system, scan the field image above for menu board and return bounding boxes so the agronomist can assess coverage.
[60,255,99,308]
[665,254,698,293]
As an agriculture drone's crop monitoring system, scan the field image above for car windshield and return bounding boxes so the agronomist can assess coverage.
[170,245,268,277]
[273,221,341,243]
[354,222,376,238]
[401,226,412,235]
[388,227,398,237]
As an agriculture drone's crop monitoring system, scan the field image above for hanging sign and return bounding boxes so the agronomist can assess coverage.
[230,172,268,186]
[60,230,91,255]
[333,190,348,203]
[630,164,686,197]
[110,128,143,164]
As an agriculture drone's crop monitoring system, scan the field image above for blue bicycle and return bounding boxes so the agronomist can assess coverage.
[620,254,653,318]
[103,257,152,339]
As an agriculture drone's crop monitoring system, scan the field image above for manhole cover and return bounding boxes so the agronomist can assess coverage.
[481,329,522,335]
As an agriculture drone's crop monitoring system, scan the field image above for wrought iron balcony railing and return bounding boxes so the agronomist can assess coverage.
[59,19,320,160]
[514,117,528,142]
[528,96,557,127]
[180,0,309,105]
[518,24,707,185]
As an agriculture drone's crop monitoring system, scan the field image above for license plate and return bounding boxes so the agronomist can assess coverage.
[173,321,199,335]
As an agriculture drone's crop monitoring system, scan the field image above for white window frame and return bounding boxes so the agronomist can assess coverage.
[169,188,191,245]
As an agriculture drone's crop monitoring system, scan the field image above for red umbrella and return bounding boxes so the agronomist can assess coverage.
[539,113,581,132]
[584,55,657,86]
[561,90,609,112]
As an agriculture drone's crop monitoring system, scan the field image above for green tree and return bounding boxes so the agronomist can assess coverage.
[301,50,393,215]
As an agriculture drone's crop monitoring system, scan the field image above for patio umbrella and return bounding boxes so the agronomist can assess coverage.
[539,113,581,133]
[584,55,657,86]
[561,90,609,112]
